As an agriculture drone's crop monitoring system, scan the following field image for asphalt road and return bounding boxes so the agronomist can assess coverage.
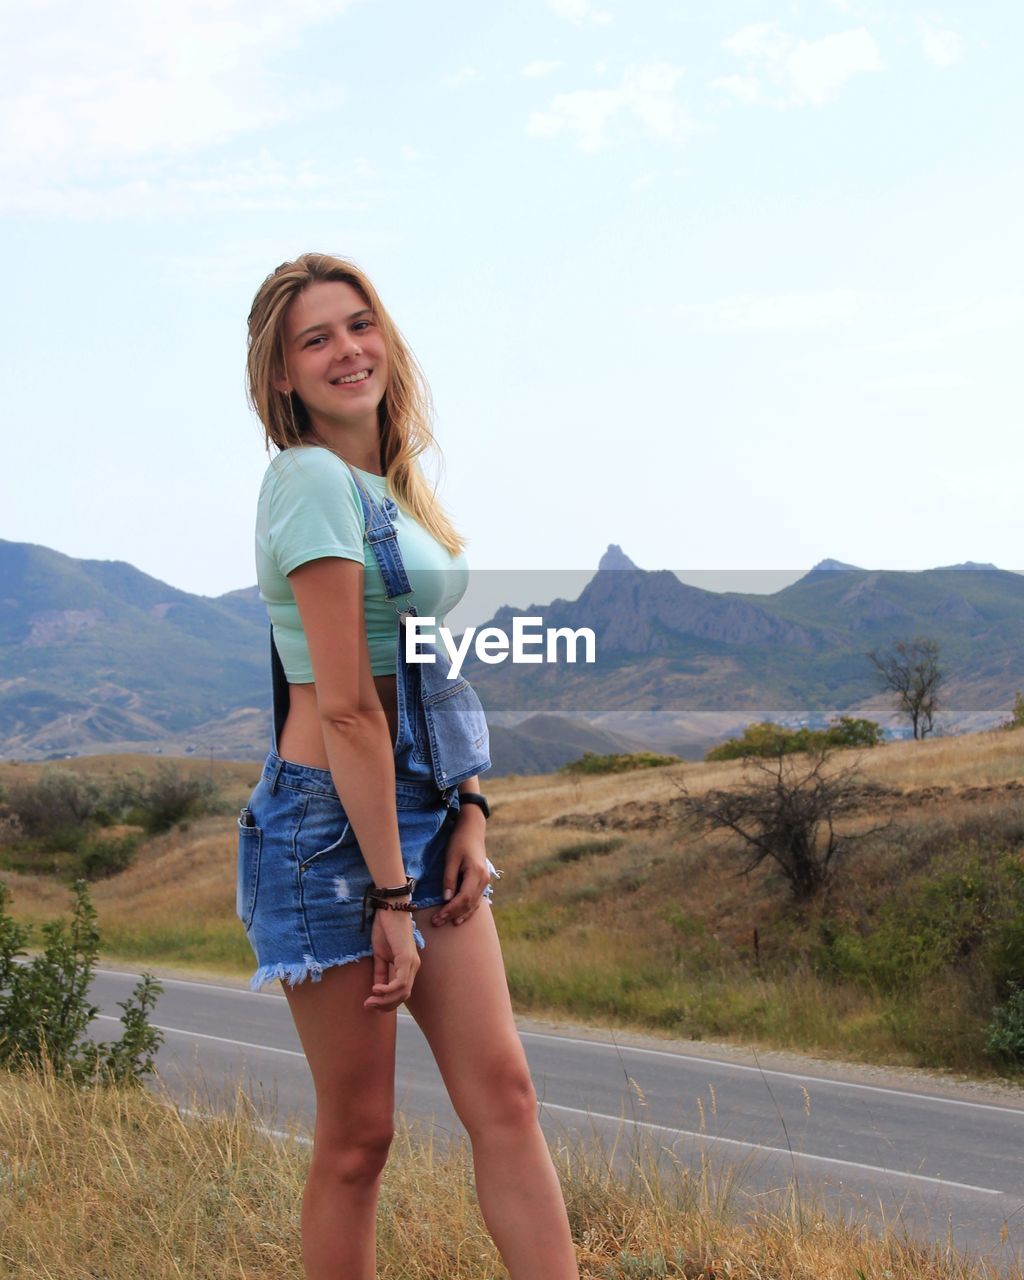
[88,965,1024,1271]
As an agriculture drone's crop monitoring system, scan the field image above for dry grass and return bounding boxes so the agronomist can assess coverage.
[3,730,1024,1067]
[0,1061,1016,1279]
[494,727,1024,824]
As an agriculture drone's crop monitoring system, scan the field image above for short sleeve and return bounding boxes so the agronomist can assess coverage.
[266,449,365,576]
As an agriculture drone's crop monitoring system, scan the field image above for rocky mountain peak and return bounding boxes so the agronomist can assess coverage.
[807,558,863,575]
[597,544,640,572]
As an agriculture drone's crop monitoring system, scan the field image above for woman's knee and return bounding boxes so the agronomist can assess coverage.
[312,1122,395,1187]
[464,1060,539,1137]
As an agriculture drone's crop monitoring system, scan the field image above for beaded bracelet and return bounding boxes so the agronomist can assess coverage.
[361,876,417,931]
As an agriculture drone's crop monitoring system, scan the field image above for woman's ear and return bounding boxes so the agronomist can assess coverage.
[272,369,292,395]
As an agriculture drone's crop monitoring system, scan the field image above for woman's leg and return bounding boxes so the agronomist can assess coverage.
[282,959,398,1280]
[405,905,579,1279]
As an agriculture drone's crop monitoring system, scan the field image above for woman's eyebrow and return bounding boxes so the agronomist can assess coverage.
[294,308,371,341]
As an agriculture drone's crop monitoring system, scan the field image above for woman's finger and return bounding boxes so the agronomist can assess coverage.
[433,873,489,926]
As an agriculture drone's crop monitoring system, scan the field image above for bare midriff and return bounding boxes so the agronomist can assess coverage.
[276,676,399,771]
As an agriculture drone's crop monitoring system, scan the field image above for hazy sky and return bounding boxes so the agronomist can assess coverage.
[2,0,1020,598]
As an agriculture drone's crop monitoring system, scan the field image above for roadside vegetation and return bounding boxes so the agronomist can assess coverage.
[1,1059,1019,1278]
[2,732,1024,1076]
[0,878,162,1085]
[0,759,224,881]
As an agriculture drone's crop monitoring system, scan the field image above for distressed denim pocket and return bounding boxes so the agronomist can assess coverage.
[236,815,262,929]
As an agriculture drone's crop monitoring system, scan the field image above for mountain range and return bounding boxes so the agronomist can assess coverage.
[2,537,1022,768]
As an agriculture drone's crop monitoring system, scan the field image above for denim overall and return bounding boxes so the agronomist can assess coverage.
[236,477,493,991]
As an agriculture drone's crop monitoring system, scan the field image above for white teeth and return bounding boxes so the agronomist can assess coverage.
[334,369,370,384]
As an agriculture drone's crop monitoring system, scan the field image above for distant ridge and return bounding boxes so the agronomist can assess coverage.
[2,537,1024,761]
[804,558,864,577]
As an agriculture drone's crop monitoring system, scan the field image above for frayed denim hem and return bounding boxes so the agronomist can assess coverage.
[249,948,373,992]
[248,926,432,992]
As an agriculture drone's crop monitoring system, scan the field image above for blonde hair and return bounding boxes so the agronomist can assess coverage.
[246,252,465,556]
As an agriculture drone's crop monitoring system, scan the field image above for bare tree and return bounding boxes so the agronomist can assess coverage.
[868,636,943,739]
[676,746,887,901]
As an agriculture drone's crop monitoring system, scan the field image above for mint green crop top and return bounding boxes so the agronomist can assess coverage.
[255,447,469,681]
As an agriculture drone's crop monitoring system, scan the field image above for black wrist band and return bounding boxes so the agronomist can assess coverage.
[361,876,416,932]
[369,877,416,899]
[458,792,490,820]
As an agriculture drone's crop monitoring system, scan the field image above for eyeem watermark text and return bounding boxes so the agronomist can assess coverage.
[405,616,597,680]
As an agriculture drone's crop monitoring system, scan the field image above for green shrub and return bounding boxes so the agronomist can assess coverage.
[821,716,885,749]
[4,769,103,850]
[706,717,883,762]
[80,833,143,880]
[559,751,680,775]
[129,763,220,833]
[706,722,791,762]
[1001,692,1024,730]
[985,858,1024,991]
[986,984,1024,1064]
[0,878,163,1085]
[816,857,1024,995]
[556,838,625,862]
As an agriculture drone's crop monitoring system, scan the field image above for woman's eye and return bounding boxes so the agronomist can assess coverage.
[305,336,327,347]
[352,320,372,331]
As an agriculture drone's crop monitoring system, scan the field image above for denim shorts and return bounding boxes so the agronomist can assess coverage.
[236,633,495,992]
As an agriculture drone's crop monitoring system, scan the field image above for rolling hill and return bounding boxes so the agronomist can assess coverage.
[2,538,1022,766]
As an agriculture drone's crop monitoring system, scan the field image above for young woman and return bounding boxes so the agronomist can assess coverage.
[238,253,579,1279]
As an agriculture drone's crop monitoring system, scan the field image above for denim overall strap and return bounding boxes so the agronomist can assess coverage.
[352,475,490,792]
[351,480,415,610]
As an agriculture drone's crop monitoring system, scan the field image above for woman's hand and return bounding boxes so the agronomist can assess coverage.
[432,807,490,927]
[365,907,420,1012]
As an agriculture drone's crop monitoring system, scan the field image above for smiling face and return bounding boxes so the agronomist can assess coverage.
[273,279,390,437]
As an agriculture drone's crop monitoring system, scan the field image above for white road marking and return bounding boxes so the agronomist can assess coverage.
[94,967,1024,1118]
[95,1013,304,1058]
[96,1013,1012,1199]
[519,1030,1024,1117]
[539,1102,1006,1198]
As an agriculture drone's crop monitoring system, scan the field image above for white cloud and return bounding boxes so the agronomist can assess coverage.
[527,63,692,153]
[721,23,885,106]
[522,59,563,78]
[712,74,761,104]
[0,0,362,187]
[723,21,792,62]
[786,29,885,104]
[916,17,964,68]
[864,372,969,393]
[867,297,1024,354]
[548,0,612,24]
[677,290,867,332]
[1,151,376,219]
[164,234,395,288]
[447,66,482,87]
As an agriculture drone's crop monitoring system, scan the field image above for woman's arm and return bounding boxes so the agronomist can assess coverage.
[289,555,405,885]
[288,554,417,1007]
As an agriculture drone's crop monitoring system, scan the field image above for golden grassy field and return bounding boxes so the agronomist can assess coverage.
[2,728,1024,1071]
[1,1060,1018,1279]
[2,736,1023,1277]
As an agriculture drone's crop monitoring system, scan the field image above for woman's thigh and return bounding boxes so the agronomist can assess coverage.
[283,958,398,1137]
[405,906,537,1131]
